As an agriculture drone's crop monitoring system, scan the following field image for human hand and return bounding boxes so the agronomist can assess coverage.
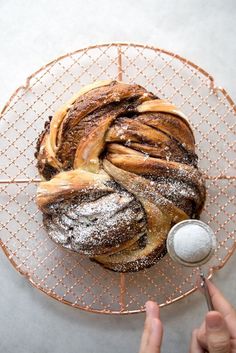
[139,301,163,353]
[189,281,236,353]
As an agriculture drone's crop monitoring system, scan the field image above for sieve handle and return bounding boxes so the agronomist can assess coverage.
[199,272,214,311]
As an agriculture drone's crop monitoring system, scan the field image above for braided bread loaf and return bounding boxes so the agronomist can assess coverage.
[35,80,206,272]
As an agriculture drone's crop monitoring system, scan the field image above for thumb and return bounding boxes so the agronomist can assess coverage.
[206,311,230,353]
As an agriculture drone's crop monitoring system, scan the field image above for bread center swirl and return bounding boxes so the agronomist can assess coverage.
[35,80,206,272]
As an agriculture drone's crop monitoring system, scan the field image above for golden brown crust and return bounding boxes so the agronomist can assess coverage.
[35,80,206,272]
[37,169,112,212]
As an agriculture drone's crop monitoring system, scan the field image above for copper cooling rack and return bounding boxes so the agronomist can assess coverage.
[0,43,235,314]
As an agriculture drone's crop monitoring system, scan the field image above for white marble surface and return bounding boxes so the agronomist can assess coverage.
[0,0,236,352]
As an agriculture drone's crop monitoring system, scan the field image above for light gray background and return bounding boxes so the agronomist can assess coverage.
[0,1,235,352]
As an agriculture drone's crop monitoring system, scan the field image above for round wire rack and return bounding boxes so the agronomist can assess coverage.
[0,43,235,314]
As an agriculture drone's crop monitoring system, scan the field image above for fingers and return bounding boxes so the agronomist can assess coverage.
[145,301,160,319]
[194,282,235,353]
[139,301,163,353]
[193,312,231,353]
[207,281,235,316]
[196,322,208,350]
[189,329,204,353]
[206,311,230,353]
[207,281,236,337]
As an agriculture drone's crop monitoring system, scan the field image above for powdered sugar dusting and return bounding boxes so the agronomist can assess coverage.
[44,187,146,256]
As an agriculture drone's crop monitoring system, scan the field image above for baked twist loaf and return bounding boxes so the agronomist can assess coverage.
[35,80,206,272]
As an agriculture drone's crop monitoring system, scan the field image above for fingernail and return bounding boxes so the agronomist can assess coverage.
[206,313,224,329]
[145,301,154,317]
[145,301,157,318]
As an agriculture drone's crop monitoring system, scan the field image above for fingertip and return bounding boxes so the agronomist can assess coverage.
[206,310,223,320]
[145,301,160,319]
[206,311,225,330]
[205,310,230,353]
[145,300,159,308]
